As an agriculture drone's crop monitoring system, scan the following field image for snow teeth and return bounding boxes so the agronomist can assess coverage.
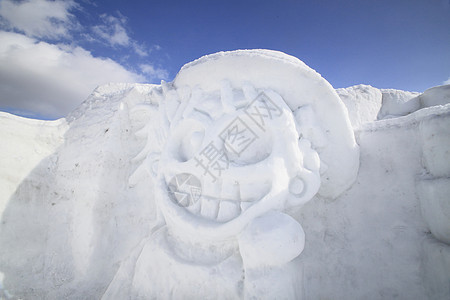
[178,179,265,221]
[240,202,253,212]
[185,198,201,215]
[217,200,241,222]
[221,179,241,202]
[200,197,219,220]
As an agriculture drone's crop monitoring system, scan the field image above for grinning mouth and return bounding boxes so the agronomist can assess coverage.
[167,173,271,223]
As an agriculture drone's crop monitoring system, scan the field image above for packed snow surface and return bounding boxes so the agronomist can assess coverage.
[337,83,450,128]
[0,113,67,214]
[336,84,383,128]
[0,50,449,299]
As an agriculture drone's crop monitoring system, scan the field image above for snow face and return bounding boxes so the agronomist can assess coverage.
[155,86,321,242]
[148,86,319,296]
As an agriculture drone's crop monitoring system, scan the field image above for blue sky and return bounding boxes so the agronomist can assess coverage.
[0,0,449,119]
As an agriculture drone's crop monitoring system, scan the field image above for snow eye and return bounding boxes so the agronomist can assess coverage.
[179,130,205,162]
[222,124,273,165]
[169,120,205,162]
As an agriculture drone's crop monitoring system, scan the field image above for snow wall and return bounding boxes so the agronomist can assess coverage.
[0,50,449,299]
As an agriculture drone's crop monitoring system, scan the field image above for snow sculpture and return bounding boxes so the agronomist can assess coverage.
[103,50,359,299]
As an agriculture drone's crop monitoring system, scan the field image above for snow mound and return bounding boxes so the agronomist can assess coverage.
[336,85,421,124]
[336,84,382,128]
[378,85,450,119]
[0,112,67,214]
[339,84,450,124]
[419,84,450,108]
[378,88,421,119]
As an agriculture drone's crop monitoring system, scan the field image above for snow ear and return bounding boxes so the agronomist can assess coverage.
[286,168,321,208]
[285,137,321,207]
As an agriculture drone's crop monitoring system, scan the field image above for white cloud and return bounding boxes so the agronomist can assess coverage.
[132,41,149,57]
[0,2,168,118]
[0,1,154,57]
[443,77,450,85]
[92,14,130,47]
[91,13,152,57]
[0,31,146,119]
[0,0,77,39]
[140,64,169,81]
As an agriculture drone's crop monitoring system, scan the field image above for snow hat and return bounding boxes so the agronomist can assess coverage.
[173,49,359,198]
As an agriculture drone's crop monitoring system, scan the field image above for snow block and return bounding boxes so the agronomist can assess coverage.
[421,237,450,299]
[419,114,450,177]
[417,178,450,244]
[0,112,67,214]
[419,84,450,108]
[378,89,420,119]
[375,85,449,120]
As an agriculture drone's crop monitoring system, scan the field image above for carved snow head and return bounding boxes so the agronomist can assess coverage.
[156,86,320,243]
[150,50,359,244]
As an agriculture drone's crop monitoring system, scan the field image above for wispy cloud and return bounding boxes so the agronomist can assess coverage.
[443,77,450,85]
[91,13,151,57]
[140,64,169,81]
[92,13,130,47]
[0,0,78,39]
[0,31,145,119]
[132,41,149,57]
